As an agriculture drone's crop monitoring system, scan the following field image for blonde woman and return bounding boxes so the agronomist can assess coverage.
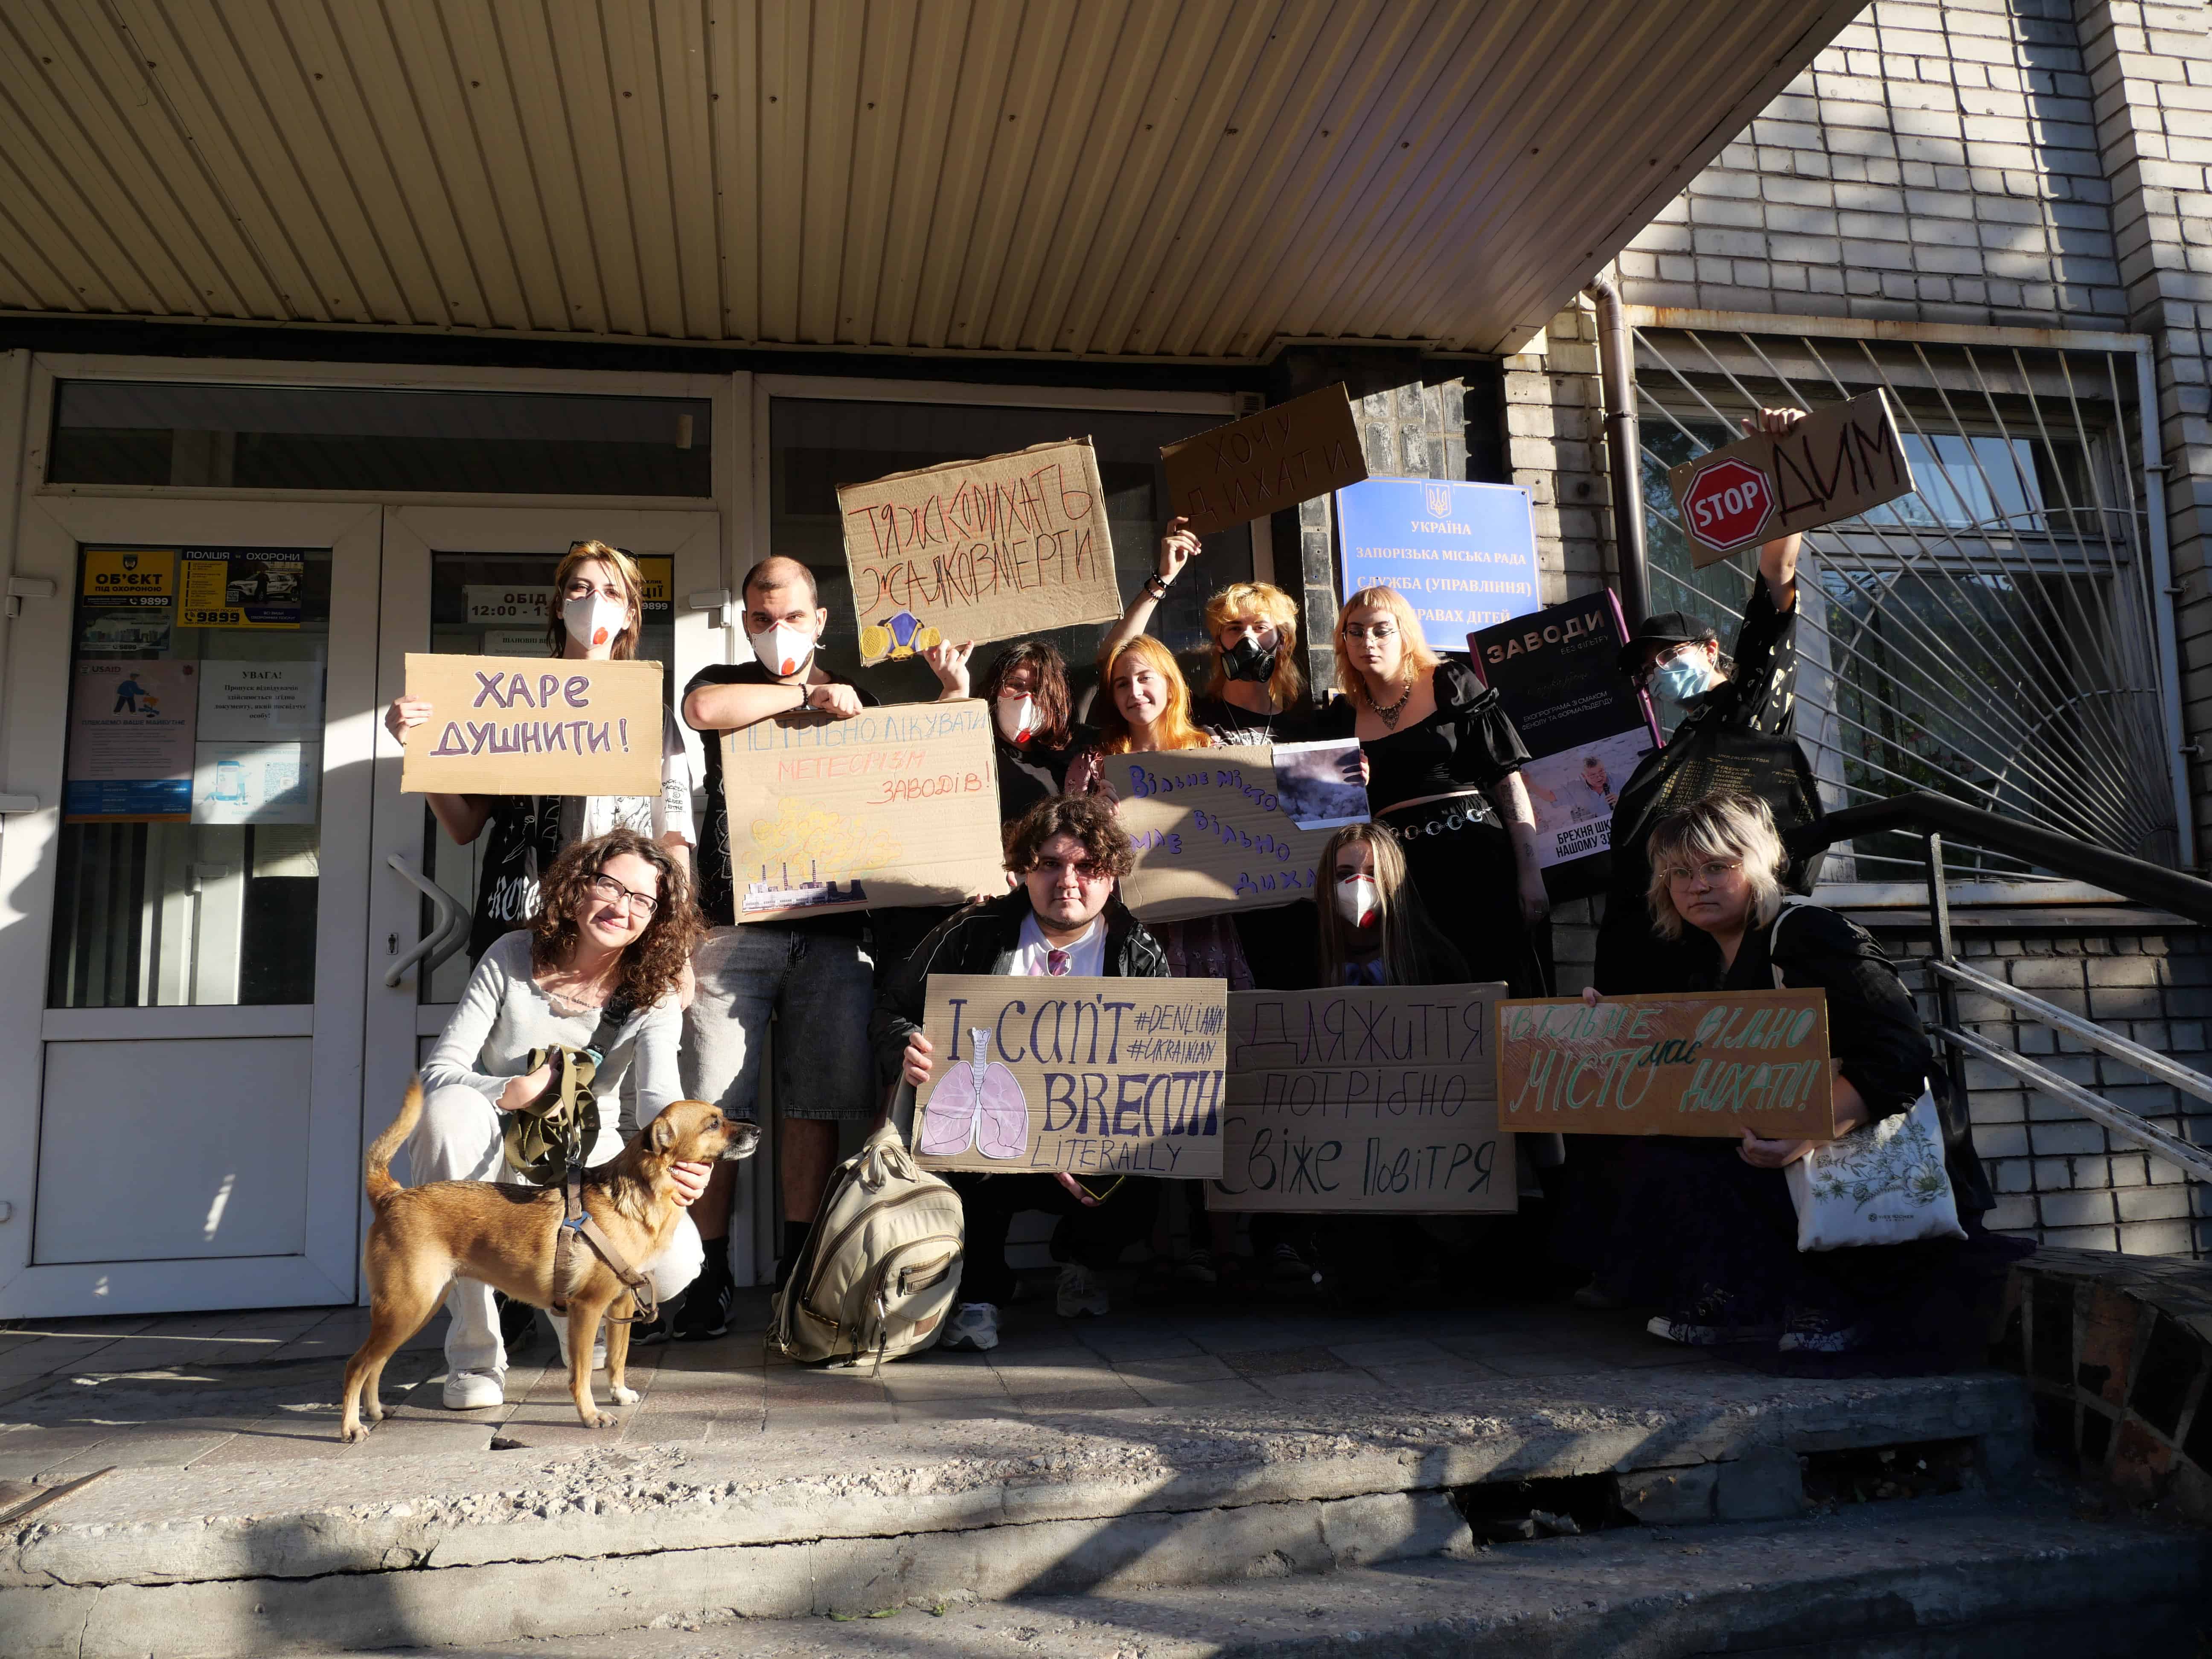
[1316,585,1547,994]
[1583,793,2008,1355]
[384,539,696,963]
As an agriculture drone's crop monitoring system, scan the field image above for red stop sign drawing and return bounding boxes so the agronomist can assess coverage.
[1681,457,1775,552]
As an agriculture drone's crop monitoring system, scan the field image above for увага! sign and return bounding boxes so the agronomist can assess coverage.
[1211,984,1513,1215]
[1108,747,1335,923]
[400,654,662,797]
[1496,989,1835,1140]
[836,439,1122,665]
[912,974,1228,1179]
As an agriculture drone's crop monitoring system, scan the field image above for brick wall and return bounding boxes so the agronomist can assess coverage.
[1621,0,2126,326]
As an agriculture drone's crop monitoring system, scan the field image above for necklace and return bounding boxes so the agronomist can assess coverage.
[1368,675,1415,730]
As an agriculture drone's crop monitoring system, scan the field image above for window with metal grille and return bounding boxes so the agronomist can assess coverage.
[1633,325,2183,891]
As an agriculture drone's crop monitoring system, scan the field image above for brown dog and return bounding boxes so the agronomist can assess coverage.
[339,1080,758,1442]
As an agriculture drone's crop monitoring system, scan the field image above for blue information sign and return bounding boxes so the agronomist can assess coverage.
[1334,477,1541,649]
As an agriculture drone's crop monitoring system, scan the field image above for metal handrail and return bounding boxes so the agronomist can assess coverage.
[1930,957,2212,1111]
[1781,790,2212,926]
[1935,1024,2212,1185]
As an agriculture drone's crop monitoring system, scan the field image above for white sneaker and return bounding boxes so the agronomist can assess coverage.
[1056,1263,1110,1318]
[442,1368,506,1409]
[940,1303,1000,1351]
[550,1315,608,1372]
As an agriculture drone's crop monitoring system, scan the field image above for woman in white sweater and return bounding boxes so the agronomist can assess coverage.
[413,827,705,1409]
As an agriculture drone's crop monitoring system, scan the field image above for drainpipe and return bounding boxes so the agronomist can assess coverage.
[1584,274,1650,629]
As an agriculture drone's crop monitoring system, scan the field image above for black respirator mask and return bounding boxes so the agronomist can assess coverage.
[1222,636,1278,684]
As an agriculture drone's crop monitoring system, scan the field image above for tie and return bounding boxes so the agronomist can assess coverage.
[1048,948,1071,976]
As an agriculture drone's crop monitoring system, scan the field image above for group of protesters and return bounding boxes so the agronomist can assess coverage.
[388,405,2011,1411]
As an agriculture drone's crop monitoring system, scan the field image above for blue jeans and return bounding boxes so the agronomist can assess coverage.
[682,925,877,1123]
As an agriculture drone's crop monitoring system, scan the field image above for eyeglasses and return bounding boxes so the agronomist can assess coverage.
[1659,858,1743,886]
[1342,622,1398,642]
[587,872,661,917]
[1033,857,1111,882]
[1634,642,1700,686]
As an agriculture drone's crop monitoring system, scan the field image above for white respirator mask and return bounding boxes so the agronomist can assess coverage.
[995,694,1038,745]
[748,621,816,678]
[563,592,629,652]
[1334,873,1382,930]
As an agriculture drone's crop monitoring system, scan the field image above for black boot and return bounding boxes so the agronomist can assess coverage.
[672,1243,735,1342]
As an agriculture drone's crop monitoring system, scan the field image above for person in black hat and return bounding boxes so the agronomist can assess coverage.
[1595,406,1810,994]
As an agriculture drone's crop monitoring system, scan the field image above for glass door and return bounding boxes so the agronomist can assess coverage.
[0,498,382,1317]
[364,508,721,1215]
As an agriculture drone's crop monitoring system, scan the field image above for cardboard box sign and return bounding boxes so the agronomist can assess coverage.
[1107,746,1339,923]
[720,698,1004,922]
[911,973,1229,1180]
[1668,390,1915,568]
[836,439,1121,666]
[1211,984,1515,1215]
[400,654,663,797]
[1496,989,1835,1139]
[1160,384,1368,536]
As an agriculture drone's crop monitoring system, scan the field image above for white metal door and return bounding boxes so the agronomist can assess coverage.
[361,507,722,1285]
[0,497,382,1317]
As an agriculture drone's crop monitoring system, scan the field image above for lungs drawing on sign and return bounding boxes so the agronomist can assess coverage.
[917,1029,1028,1160]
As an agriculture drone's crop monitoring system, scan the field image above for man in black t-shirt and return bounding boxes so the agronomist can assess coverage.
[676,556,882,1335]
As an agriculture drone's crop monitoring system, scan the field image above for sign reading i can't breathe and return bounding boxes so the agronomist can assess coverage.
[400,653,663,797]
[1210,984,1514,1215]
[1496,989,1836,1139]
[912,973,1229,1179]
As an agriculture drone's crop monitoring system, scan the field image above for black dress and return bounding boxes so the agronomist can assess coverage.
[1316,659,1541,993]
[1190,693,1315,748]
[1595,903,2019,1358]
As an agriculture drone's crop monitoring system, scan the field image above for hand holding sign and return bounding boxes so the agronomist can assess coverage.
[399,654,663,797]
[1667,391,1915,568]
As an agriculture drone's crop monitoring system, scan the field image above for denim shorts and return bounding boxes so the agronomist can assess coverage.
[683,924,878,1123]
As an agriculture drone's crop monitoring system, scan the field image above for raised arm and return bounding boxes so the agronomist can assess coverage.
[1095,517,1200,675]
[1743,406,1809,613]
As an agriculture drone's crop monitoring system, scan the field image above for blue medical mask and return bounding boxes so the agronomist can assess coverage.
[1652,652,1715,706]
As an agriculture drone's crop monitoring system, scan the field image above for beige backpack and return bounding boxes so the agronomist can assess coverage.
[769,1115,965,1368]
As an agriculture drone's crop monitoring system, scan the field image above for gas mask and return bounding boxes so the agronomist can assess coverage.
[1221,635,1278,684]
[995,694,1038,745]
[563,592,629,652]
[1334,873,1382,930]
[748,620,817,678]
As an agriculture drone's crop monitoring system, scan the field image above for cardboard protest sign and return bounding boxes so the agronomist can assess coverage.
[720,699,1003,921]
[1106,747,1336,923]
[400,654,662,797]
[1211,984,1514,1214]
[1668,390,1915,568]
[837,439,1120,665]
[1472,591,1660,897]
[1497,990,1835,1140]
[1161,384,1368,536]
[912,974,1228,1179]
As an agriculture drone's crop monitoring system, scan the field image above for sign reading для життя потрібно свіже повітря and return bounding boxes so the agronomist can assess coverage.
[836,440,1122,666]
[721,698,1004,922]
[1496,989,1836,1139]
[400,654,664,797]
[912,974,1228,1180]
[1108,747,1341,923]
[1211,984,1514,1215]
[1158,385,1369,536]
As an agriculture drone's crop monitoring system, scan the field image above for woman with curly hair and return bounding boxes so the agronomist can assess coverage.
[410,828,708,1411]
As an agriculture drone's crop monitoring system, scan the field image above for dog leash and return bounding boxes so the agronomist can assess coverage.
[552,1164,660,1327]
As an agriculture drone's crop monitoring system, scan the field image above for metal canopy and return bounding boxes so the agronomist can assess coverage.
[0,0,1858,359]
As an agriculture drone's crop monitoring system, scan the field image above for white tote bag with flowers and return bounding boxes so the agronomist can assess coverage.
[1768,899,1966,1252]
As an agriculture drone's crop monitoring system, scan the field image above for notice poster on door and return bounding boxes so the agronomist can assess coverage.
[1335,478,1541,649]
[197,661,326,741]
[836,439,1121,664]
[911,973,1229,1180]
[179,547,305,629]
[81,548,176,610]
[64,660,197,820]
[1471,591,1660,896]
[1211,984,1513,1215]
[464,584,553,629]
[192,741,319,825]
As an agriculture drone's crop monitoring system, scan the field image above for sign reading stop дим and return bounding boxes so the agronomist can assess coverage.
[1679,457,1775,553]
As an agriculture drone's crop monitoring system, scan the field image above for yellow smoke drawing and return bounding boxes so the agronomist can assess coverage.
[748,797,904,873]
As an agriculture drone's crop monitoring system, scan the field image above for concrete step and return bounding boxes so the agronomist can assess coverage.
[299,1493,2211,1659]
[5,1365,2036,1658]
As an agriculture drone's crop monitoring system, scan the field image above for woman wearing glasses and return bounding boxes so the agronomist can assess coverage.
[1315,585,1549,993]
[384,539,696,965]
[410,829,712,1409]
